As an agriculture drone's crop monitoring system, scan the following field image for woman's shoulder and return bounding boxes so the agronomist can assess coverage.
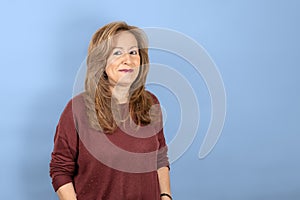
[59,93,85,119]
[145,90,160,104]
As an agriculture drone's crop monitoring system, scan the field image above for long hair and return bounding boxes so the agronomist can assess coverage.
[84,21,153,133]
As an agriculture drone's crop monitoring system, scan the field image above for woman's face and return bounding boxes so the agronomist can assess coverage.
[105,31,140,87]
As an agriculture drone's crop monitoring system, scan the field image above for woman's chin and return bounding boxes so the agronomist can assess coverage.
[114,79,134,87]
[116,75,137,86]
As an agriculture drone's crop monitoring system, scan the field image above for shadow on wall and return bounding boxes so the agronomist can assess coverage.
[19,16,107,200]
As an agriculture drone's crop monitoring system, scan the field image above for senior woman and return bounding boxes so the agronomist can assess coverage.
[49,21,172,200]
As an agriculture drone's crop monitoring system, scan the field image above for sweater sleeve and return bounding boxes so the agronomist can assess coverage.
[157,129,170,169]
[148,91,170,170]
[49,100,78,192]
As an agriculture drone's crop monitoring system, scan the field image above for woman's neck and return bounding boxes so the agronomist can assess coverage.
[111,85,130,104]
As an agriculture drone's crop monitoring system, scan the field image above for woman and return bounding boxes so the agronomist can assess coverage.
[50,21,172,200]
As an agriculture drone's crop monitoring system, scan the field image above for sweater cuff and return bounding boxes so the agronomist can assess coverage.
[157,146,169,169]
[52,175,73,192]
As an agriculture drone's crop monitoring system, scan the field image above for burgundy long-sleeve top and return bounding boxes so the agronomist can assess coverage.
[49,92,169,200]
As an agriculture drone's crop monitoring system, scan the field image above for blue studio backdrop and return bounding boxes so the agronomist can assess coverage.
[0,0,299,199]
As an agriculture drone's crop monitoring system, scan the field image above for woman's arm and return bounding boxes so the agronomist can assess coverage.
[50,100,78,197]
[56,182,77,200]
[157,166,172,200]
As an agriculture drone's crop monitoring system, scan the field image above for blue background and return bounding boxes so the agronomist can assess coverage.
[1,0,299,199]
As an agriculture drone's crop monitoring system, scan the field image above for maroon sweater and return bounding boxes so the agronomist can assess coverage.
[49,93,169,200]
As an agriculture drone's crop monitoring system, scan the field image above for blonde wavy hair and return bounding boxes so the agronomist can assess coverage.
[84,21,153,133]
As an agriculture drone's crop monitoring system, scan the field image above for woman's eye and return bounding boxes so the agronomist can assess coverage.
[130,50,138,55]
[113,51,122,55]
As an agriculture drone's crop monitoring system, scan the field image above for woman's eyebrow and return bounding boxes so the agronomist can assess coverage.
[112,46,138,50]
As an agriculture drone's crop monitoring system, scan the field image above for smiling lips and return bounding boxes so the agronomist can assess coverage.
[118,69,134,73]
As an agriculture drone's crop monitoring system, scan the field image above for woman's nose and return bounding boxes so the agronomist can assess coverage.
[122,53,132,65]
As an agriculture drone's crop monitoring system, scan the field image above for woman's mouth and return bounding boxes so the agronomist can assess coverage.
[118,69,134,73]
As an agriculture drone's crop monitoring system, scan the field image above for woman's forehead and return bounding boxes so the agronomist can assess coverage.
[112,31,138,47]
